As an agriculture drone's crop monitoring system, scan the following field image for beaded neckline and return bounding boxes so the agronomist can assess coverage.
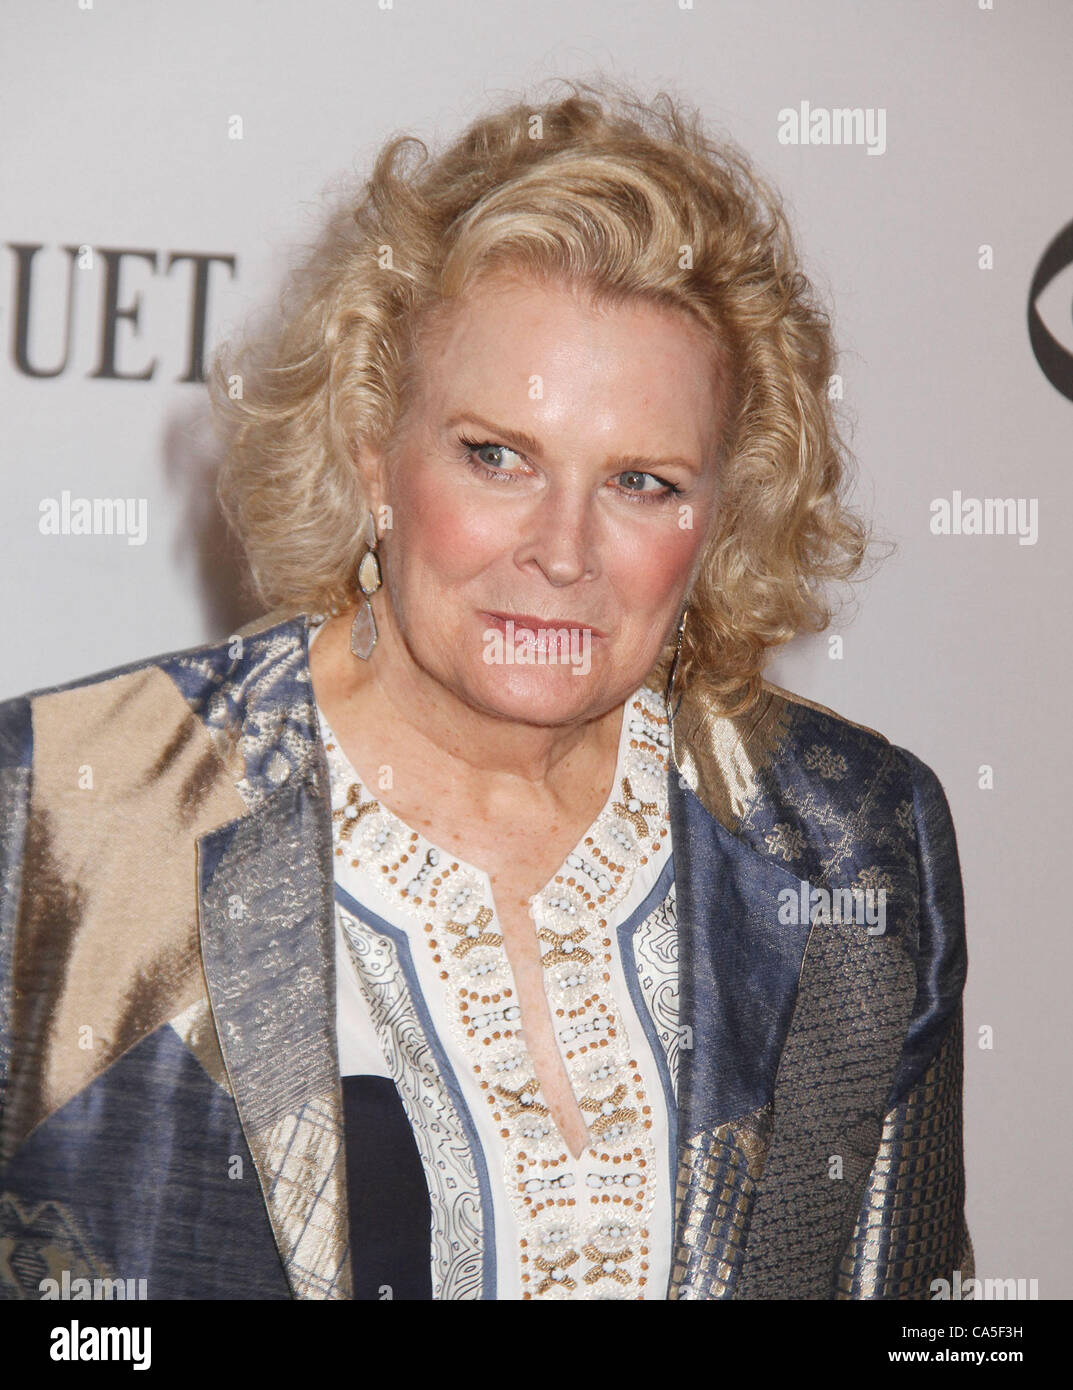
[318,661,674,1300]
[321,682,672,922]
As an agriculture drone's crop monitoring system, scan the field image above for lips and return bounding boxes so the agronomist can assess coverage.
[483,611,606,640]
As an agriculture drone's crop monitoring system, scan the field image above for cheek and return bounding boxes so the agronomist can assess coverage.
[391,464,501,588]
[605,517,704,617]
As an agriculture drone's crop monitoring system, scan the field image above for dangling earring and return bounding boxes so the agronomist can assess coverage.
[350,510,382,660]
[664,608,688,724]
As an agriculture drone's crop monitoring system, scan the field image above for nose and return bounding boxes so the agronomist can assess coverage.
[513,481,599,587]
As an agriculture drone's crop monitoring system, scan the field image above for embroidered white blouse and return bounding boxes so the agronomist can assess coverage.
[311,623,681,1300]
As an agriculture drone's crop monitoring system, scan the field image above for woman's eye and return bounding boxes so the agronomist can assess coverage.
[616,470,669,494]
[465,440,523,472]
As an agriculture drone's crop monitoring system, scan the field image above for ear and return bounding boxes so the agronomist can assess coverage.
[354,440,389,519]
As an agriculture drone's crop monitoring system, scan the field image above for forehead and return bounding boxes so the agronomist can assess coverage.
[410,271,729,451]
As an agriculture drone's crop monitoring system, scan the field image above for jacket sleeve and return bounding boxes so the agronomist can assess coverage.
[836,747,974,1298]
[0,693,33,1138]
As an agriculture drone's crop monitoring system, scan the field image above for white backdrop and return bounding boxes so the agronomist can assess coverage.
[4,0,1071,1297]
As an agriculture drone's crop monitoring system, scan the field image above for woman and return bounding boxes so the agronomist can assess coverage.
[0,82,971,1301]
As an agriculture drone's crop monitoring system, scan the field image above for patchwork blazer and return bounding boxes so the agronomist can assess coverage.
[0,606,973,1299]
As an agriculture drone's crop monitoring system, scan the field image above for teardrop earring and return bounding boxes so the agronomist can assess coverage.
[350,510,382,660]
[664,607,688,724]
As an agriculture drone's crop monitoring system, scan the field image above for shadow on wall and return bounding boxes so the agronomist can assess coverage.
[161,396,263,640]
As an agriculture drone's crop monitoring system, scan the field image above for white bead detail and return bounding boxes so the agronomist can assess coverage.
[323,681,673,1300]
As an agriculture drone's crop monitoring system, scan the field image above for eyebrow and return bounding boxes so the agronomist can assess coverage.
[445,412,701,474]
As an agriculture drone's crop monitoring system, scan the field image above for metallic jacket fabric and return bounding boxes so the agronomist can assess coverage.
[0,606,972,1299]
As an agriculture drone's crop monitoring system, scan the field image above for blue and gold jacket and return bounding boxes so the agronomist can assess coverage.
[0,607,972,1300]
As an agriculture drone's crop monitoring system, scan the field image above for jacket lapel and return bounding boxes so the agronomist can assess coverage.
[668,773,811,1299]
[665,681,917,1300]
[185,611,350,1300]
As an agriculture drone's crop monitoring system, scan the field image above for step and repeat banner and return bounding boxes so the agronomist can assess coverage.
[3,0,1071,1299]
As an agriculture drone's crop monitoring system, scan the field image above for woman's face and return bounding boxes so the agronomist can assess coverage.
[363,271,727,727]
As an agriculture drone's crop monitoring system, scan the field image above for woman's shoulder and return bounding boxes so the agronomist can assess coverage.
[757,677,951,808]
[760,676,935,779]
[683,674,942,784]
[675,674,955,854]
[0,604,312,775]
[759,677,887,743]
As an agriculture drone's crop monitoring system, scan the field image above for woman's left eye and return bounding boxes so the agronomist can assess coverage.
[460,438,525,479]
[614,470,680,500]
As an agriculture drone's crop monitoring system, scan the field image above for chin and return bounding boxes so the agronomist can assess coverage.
[461,664,613,727]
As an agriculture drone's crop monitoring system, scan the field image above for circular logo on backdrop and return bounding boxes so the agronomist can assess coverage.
[1028,220,1073,403]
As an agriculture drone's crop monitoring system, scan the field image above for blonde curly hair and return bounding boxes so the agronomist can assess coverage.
[212,77,869,711]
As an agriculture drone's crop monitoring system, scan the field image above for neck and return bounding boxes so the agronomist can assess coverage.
[312,605,626,798]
